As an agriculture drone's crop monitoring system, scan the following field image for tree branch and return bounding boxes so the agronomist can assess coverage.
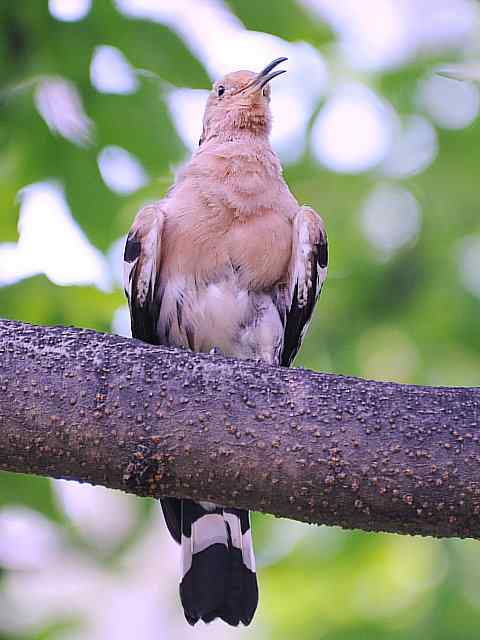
[1,319,479,539]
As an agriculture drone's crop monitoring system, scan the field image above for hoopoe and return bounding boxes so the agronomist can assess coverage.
[124,57,328,627]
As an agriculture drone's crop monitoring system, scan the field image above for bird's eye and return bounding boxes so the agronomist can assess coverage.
[217,85,225,97]
[262,86,269,97]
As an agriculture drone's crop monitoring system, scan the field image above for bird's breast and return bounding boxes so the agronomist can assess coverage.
[226,211,292,289]
[162,205,293,291]
[163,142,298,287]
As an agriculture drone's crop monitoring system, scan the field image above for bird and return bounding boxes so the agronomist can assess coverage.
[123,57,328,627]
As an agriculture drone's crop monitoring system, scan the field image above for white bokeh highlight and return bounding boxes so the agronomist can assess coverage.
[115,0,242,76]
[166,89,208,150]
[301,0,412,71]
[417,74,480,129]
[312,83,396,173]
[35,77,94,147]
[0,508,60,571]
[98,146,149,195]
[112,305,132,337]
[411,0,478,54]
[257,519,315,567]
[49,0,91,22]
[108,234,133,338]
[90,45,139,95]
[360,184,421,256]
[382,114,438,178]
[108,235,128,288]
[54,481,138,551]
[0,182,111,290]
[300,0,477,71]
[270,90,313,164]
[458,235,480,298]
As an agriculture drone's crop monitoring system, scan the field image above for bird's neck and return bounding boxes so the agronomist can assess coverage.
[180,135,294,221]
[195,134,280,179]
[202,127,271,147]
[201,105,272,146]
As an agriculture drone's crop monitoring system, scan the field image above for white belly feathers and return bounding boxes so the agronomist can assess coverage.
[156,274,284,364]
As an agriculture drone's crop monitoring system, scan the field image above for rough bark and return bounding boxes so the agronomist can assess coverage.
[0,319,479,539]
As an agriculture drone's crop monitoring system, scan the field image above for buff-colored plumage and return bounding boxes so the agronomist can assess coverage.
[124,58,328,627]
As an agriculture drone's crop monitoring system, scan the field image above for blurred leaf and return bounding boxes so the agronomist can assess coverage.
[0,277,123,331]
[87,82,186,175]
[1,0,199,252]
[4,74,186,251]
[0,472,64,524]
[0,3,53,85]
[30,619,83,640]
[0,143,21,242]
[226,0,333,45]
[1,1,209,89]
[88,1,210,88]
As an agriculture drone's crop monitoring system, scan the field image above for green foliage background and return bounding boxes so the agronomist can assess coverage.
[1,2,480,639]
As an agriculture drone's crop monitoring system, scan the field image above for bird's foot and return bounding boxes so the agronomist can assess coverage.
[209,346,224,357]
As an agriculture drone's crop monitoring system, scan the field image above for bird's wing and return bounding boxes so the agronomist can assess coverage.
[280,205,328,367]
[124,203,183,541]
[123,203,165,344]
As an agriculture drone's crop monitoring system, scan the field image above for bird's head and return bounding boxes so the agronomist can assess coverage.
[199,57,287,145]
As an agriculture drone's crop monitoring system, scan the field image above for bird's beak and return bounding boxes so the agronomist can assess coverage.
[240,57,288,95]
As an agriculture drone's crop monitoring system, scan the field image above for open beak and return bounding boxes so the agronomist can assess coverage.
[240,57,288,95]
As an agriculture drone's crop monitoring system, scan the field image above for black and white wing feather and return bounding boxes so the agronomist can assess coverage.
[123,204,164,344]
[281,206,328,367]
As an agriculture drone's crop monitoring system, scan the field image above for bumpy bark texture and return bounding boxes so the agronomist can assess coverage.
[1,319,480,539]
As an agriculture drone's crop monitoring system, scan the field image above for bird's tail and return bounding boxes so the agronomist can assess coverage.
[179,499,258,626]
